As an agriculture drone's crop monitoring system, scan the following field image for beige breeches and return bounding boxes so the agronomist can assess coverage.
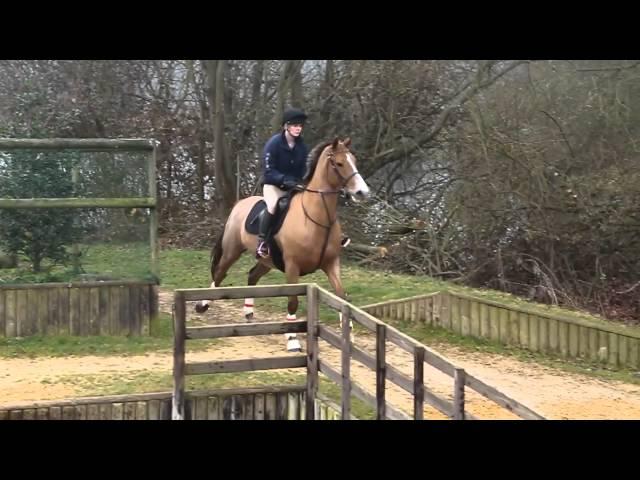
[263,184,287,214]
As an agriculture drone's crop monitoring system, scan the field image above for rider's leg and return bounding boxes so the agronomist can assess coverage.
[257,185,284,258]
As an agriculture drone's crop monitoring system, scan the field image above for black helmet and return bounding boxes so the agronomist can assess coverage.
[282,108,308,126]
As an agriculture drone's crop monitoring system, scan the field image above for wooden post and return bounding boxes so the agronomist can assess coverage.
[453,368,466,420]
[305,285,319,420]
[172,291,186,420]
[149,144,159,281]
[414,346,425,420]
[341,303,352,420]
[376,324,386,420]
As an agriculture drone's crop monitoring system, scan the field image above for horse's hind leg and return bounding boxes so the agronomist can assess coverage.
[322,258,354,340]
[194,244,244,314]
[244,262,271,321]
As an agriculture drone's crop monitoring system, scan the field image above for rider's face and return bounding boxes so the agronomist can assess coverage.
[286,123,304,137]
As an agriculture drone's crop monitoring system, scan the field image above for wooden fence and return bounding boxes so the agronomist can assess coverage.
[0,386,344,420]
[361,291,640,370]
[172,284,544,420]
[0,280,158,337]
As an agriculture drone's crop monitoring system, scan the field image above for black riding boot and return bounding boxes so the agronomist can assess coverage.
[256,211,274,258]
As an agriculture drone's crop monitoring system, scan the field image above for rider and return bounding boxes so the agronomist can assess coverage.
[256,108,309,258]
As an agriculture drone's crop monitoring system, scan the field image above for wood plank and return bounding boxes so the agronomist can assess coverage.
[287,392,298,420]
[589,328,599,362]
[172,291,186,420]
[489,307,500,342]
[453,368,466,420]
[16,289,27,337]
[376,324,386,420]
[0,410,8,420]
[578,326,589,358]
[79,287,91,336]
[618,336,628,368]
[58,287,70,335]
[433,293,442,327]
[0,290,5,337]
[464,374,545,419]
[99,287,110,335]
[180,284,307,302]
[0,138,155,151]
[186,320,307,339]
[185,355,307,375]
[129,285,141,336]
[509,310,520,346]
[608,333,619,367]
[49,407,61,420]
[529,314,539,352]
[89,287,100,336]
[48,287,60,336]
[124,402,136,420]
[479,303,489,339]
[36,408,48,420]
[305,284,318,420]
[0,280,157,290]
[119,285,131,336]
[548,319,559,354]
[69,288,80,336]
[194,396,208,420]
[318,360,411,420]
[111,402,124,420]
[629,338,640,370]
[470,300,481,337]
[254,394,265,420]
[265,393,277,420]
[418,298,426,323]
[9,410,23,420]
[62,406,76,420]
[24,288,37,336]
[109,286,120,336]
[569,324,579,357]
[0,197,155,209]
[22,409,36,420]
[136,401,147,420]
[207,396,220,420]
[410,300,418,323]
[276,393,288,420]
[539,317,549,353]
[519,312,529,348]
[341,303,352,420]
[414,346,425,420]
[37,289,48,335]
[441,293,451,329]
[558,321,569,357]
[148,400,160,420]
[159,400,171,420]
[450,296,461,334]
[75,405,87,420]
[244,395,255,420]
[98,404,111,420]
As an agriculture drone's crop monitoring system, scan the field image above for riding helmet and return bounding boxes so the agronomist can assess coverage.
[282,108,308,126]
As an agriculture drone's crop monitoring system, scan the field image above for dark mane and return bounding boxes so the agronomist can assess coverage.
[303,140,333,184]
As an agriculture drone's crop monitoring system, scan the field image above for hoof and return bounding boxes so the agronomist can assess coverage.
[194,303,209,314]
[287,338,302,352]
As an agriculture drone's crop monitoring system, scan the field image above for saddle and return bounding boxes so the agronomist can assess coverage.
[244,191,298,272]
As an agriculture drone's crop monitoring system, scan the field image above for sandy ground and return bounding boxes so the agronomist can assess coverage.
[1,290,640,420]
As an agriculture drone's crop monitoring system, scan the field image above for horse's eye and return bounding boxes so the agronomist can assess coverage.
[336,162,343,167]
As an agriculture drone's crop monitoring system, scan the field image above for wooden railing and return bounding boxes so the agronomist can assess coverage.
[172,283,545,420]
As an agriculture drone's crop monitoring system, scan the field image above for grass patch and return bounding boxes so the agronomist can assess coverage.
[0,312,221,359]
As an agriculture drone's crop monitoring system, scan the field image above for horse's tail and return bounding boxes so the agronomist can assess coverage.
[210,227,225,280]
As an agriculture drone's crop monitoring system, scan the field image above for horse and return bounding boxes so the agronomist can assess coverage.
[194,137,370,351]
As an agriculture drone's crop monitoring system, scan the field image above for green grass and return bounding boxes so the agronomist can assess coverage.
[0,312,221,359]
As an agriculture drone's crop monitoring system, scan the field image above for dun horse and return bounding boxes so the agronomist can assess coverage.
[195,137,370,351]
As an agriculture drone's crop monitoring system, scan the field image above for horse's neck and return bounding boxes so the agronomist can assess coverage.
[302,177,339,225]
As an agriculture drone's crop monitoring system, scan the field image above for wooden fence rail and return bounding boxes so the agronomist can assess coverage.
[172,283,544,420]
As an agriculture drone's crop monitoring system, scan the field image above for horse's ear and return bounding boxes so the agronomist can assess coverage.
[332,137,340,149]
[343,137,351,148]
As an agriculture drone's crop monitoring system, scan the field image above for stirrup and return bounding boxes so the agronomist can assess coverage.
[256,242,270,259]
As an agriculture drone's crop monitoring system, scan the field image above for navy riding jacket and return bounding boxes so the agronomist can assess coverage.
[262,132,309,189]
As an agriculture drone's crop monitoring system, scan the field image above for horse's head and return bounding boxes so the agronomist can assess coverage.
[324,137,370,202]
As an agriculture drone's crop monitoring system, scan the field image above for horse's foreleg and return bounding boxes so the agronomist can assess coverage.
[284,264,302,352]
[244,262,271,321]
[323,258,353,339]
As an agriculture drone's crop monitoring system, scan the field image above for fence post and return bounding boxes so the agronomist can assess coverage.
[376,324,386,420]
[341,303,352,420]
[414,346,425,420]
[305,284,319,420]
[172,291,186,420]
[453,367,466,420]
